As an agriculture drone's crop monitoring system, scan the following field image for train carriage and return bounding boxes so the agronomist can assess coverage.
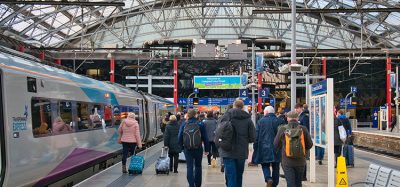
[0,47,171,187]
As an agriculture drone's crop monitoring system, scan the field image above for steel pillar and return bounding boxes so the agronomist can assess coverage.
[258,72,262,113]
[39,51,45,61]
[110,58,115,83]
[174,58,179,112]
[322,57,327,79]
[387,57,392,128]
[290,0,297,110]
[55,59,61,65]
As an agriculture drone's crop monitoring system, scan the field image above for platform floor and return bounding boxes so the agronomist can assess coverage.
[354,127,400,137]
[75,142,400,187]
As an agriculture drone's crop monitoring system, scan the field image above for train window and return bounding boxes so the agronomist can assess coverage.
[31,98,52,137]
[113,106,121,126]
[59,101,73,127]
[89,104,103,129]
[104,105,112,127]
[77,102,91,130]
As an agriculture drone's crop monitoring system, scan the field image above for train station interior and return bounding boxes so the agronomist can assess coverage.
[0,0,400,187]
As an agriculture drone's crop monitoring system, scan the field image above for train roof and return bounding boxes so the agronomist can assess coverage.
[141,92,173,104]
[0,46,142,97]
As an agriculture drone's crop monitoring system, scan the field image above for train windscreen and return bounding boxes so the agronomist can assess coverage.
[0,72,4,186]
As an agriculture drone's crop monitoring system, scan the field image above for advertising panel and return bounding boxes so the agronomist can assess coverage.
[310,99,315,140]
[315,97,321,145]
[194,76,241,89]
[321,96,327,146]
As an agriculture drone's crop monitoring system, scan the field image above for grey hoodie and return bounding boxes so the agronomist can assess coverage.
[218,108,256,160]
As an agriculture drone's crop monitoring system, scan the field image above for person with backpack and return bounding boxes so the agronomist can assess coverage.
[252,106,284,187]
[216,100,256,187]
[118,113,142,174]
[178,109,210,187]
[204,111,218,166]
[164,115,182,173]
[274,111,313,187]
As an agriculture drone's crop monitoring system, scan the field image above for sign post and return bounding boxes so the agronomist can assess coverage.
[310,79,335,187]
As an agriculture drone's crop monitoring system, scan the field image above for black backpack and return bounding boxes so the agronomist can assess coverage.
[183,121,202,150]
[214,115,235,151]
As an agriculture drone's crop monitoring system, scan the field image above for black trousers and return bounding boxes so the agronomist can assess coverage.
[169,153,179,172]
[207,141,218,164]
[334,145,342,166]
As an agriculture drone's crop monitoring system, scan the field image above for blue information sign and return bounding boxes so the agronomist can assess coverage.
[256,54,264,72]
[311,80,327,96]
[193,88,199,94]
[239,89,248,98]
[259,88,270,98]
[178,98,251,106]
[270,98,275,107]
[339,98,356,109]
[351,86,357,93]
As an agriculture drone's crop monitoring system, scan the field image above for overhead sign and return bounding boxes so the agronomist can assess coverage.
[239,89,248,98]
[259,88,270,98]
[311,80,327,96]
[178,98,251,106]
[339,98,356,109]
[194,76,242,89]
[351,86,357,93]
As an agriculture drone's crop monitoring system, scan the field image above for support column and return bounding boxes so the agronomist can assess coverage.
[387,57,392,128]
[148,75,152,94]
[173,58,179,112]
[322,57,327,79]
[110,58,115,83]
[18,45,25,53]
[39,51,45,61]
[290,0,297,110]
[55,59,61,65]
[257,72,262,113]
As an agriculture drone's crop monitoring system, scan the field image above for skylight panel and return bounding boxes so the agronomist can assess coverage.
[30,5,55,16]
[102,7,116,17]
[11,21,31,32]
[386,12,400,25]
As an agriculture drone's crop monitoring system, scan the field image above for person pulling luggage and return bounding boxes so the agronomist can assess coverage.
[164,115,182,173]
[118,113,142,174]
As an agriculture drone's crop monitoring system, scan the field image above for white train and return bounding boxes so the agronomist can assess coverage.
[0,47,174,187]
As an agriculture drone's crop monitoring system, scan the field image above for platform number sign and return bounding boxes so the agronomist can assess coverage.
[259,88,270,98]
[193,88,199,94]
[351,86,357,93]
[239,89,248,98]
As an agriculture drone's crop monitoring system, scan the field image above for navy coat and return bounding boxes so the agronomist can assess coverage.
[252,113,284,164]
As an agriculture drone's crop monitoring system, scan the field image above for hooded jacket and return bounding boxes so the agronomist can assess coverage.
[118,117,142,148]
[252,113,284,164]
[218,108,256,160]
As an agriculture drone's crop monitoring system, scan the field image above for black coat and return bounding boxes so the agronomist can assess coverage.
[164,121,182,154]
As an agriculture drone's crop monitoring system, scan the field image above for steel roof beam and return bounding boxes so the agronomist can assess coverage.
[0,0,125,7]
[252,8,400,14]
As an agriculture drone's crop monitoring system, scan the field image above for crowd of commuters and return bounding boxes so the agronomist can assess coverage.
[115,100,359,187]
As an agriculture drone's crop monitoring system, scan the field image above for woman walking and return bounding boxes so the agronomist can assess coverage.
[118,112,142,173]
[164,115,182,173]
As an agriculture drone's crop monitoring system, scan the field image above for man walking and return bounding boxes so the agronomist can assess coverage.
[219,100,256,187]
[252,106,284,187]
[274,111,313,187]
[178,109,210,187]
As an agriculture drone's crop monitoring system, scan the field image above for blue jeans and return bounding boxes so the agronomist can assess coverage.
[184,148,203,187]
[315,146,325,161]
[282,165,305,187]
[261,162,280,187]
[122,142,137,165]
[223,158,246,187]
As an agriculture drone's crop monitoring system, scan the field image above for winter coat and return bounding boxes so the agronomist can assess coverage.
[274,120,313,167]
[218,108,256,160]
[203,117,217,142]
[334,118,343,146]
[164,121,182,154]
[118,118,142,148]
[252,113,285,164]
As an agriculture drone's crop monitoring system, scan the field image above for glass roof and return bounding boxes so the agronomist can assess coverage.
[0,0,399,49]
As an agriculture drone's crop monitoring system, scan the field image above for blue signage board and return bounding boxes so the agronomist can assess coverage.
[256,54,264,72]
[339,98,356,109]
[194,76,242,89]
[351,86,357,93]
[178,98,251,106]
[311,80,327,96]
[239,89,248,98]
[259,88,270,98]
[270,98,275,107]
[193,88,199,94]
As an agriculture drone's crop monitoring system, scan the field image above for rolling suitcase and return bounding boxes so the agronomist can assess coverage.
[343,144,354,167]
[128,155,145,174]
[155,147,170,175]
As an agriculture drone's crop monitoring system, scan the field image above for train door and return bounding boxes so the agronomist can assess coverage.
[0,72,5,186]
[137,99,146,140]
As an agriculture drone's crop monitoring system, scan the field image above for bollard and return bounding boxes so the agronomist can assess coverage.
[336,155,348,187]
